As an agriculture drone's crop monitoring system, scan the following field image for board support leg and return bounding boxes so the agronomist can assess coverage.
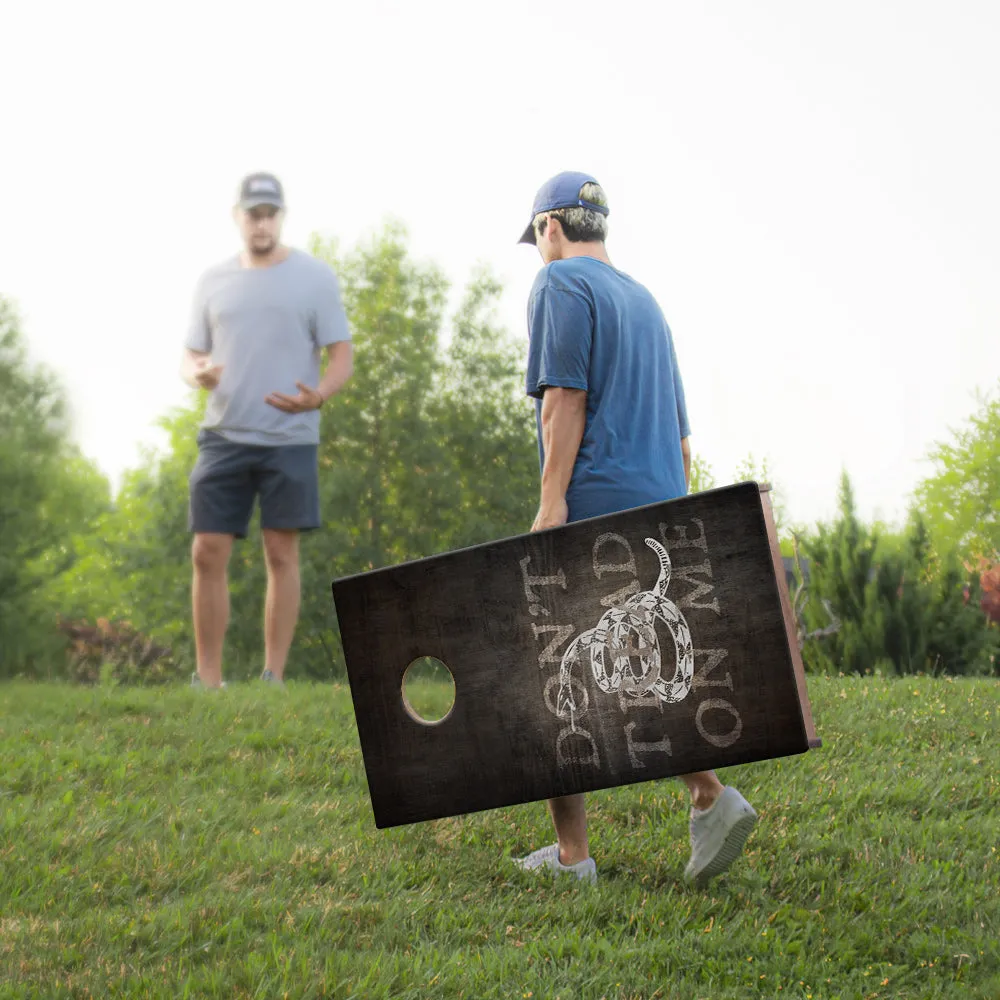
[757,482,822,749]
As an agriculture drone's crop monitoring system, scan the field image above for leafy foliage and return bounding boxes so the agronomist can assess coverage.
[43,398,208,658]
[914,381,1000,562]
[968,557,1000,626]
[798,472,999,676]
[732,452,790,536]
[687,453,717,494]
[689,451,789,537]
[0,297,111,676]
[55,616,180,685]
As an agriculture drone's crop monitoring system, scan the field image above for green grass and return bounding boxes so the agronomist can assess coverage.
[0,675,996,999]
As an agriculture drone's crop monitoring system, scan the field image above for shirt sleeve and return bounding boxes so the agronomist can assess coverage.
[184,275,212,353]
[313,265,352,347]
[668,327,691,438]
[525,276,593,400]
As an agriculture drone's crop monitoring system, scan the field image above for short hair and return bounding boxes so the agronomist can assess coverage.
[533,181,609,243]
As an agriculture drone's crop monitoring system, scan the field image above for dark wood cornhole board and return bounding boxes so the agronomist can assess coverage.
[332,482,820,829]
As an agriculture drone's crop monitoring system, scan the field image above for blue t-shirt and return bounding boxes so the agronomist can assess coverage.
[525,256,690,522]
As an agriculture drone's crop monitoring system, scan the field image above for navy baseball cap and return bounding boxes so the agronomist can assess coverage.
[238,172,285,210]
[518,170,609,244]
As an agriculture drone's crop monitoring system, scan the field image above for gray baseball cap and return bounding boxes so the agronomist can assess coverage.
[238,172,285,210]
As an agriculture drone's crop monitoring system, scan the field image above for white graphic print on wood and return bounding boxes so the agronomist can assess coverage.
[556,538,695,732]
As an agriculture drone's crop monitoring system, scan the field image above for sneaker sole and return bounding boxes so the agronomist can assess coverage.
[690,811,757,883]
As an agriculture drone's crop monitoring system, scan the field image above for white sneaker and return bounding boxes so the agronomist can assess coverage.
[513,844,597,884]
[190,672,226,689]
[685,786,757,883]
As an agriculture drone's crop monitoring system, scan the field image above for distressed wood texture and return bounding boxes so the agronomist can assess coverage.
[332,481,819,828]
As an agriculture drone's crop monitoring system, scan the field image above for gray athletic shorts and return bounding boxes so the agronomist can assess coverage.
[188,429,321,538]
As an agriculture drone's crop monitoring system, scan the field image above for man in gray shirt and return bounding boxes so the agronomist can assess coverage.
[181,172,353,688]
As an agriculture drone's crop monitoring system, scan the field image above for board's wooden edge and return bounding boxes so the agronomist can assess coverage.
[757,483,822,749]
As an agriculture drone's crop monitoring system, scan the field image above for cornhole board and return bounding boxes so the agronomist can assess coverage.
[331,481,820,829]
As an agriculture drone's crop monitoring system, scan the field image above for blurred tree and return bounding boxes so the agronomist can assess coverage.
[688,454,717,494]
[0,296,111,676]
[733,452,788,536]
[914,381,1000,563]
[799,472,998,676]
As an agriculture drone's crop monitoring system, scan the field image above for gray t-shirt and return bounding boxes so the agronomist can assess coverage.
[185,248,351,446]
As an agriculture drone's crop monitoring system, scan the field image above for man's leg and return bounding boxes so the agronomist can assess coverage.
[679,770,757,883]
[188,429,255,687]
[546,774,722,848]
[546,774,723,864]
[546,794,590,865]
[515,793,597,882]
[261,528,300,682]
[192,532,234,688]
[256,442,319,683]
[679,770,725,810]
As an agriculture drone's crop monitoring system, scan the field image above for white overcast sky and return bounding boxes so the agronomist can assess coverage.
[3,1,998,530]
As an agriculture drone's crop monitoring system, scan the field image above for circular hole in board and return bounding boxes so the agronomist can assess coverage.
[401,656,456,725]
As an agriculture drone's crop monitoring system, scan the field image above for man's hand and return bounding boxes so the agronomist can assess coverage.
[531,497,569,532]
[193,357,224,390]
[265,382,324,413]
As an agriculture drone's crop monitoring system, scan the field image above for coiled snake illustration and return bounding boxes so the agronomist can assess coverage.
[557,538,694,726]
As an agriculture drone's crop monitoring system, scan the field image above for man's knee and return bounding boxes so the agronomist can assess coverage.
[192,533,232,574]
[263,530,299,574]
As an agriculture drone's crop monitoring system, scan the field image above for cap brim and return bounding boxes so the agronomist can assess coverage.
[240,196,284,209]
[517,220,536,245]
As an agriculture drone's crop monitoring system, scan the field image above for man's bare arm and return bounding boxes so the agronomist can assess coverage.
[681,435,691,491]
[318,341,353,402]
[534,386,587,530]
[180,348,222,390]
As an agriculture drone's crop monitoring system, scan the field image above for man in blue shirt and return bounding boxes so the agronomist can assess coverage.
[514,171,757,885]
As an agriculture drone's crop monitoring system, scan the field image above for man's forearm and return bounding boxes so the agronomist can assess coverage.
[540,388,587,506]
[180,350,208,389]
[681,436,691,491]
[318,342,353,402]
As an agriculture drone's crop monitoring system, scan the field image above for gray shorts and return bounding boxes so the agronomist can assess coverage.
[188,429,321,538]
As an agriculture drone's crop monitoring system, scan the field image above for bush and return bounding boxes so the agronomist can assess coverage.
[797,473,1000,676]
[56,617,185,686]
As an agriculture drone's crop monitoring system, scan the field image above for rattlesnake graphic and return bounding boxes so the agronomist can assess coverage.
[557,538,695,726]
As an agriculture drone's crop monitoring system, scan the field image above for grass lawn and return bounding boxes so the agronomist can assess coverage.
[0,674,996,999]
